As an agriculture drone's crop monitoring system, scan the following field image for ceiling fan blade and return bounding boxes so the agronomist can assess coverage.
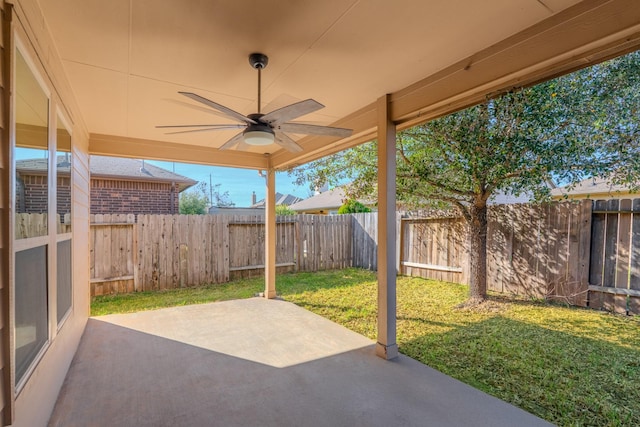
[236,140,251,151]
[262,99,324,124]
[277,122,353,138]
[164,98,243,120]
[218,132,245,150]
[156,124,245,129]
[164,126,243,135]
[274,132,303,153]
[179,92,257,125]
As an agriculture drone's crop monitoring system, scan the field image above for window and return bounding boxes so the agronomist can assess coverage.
[56,116,72,325]
[15,50,48,239]
[13,46,74,389]
[14,48,50,387]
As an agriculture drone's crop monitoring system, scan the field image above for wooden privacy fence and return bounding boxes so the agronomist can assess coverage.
[487,201,591,306]
[398,199,638,314]
[89,201,638,315]
[396,201,592,306]
[90,214,353,296]
[399,216,469,284]
[15,213,72,238]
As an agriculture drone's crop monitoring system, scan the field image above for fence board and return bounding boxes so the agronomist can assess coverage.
[630,199,640,291]
[352,213,378,270]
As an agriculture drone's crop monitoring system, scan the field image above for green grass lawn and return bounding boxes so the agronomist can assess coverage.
[92,269,640,426]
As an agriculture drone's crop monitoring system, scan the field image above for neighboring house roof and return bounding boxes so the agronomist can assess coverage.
[550,177,638,199]
[90,156,196,191]
[289,188,347,212]
[291,187,532,213]
[251,192,303,208]
[17,155,197,192]
[488,191,532,205]
[16,155,72,174]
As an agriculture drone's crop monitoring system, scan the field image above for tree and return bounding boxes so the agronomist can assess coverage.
[338,199,371,214]
[179,191,208,214]
[179,181,234,214]
[195,181,234,208]
[292,52,640,304]
[275,204,296,215]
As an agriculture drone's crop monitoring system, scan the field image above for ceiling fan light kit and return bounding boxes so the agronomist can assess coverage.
[243,127,275,146]
[158,53,352,153]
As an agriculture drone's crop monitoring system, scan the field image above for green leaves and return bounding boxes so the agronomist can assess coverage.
[337,199,371,214]
[275,204,296,215]
[291,51,640,216]
[179,191,209,214]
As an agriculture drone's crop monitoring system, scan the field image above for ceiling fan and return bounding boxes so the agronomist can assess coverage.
[157,53,353,153]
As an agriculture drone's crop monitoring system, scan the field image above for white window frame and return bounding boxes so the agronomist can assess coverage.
[11,35,74,394]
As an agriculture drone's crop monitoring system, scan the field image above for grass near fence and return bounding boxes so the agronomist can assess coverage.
[92,269,640,426]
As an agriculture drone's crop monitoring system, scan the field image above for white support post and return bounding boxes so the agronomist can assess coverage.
[376,94,398,360]
[264,167,277,299]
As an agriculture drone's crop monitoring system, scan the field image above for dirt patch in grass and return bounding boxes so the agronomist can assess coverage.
[455,298,510,313]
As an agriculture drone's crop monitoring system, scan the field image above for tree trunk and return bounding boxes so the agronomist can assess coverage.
[468,203,488,302]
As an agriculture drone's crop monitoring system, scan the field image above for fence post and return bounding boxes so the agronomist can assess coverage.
[132,221,139,292]
[397,214,403,274]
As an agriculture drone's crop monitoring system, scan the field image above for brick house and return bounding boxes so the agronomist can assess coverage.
[16,155,196,215]
[89,156,196,214]
[15,155,72,219]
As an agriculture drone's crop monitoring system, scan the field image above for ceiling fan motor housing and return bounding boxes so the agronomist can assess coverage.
[249,53,269,69]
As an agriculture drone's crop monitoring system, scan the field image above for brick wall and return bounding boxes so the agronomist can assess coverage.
[17,174,72,217]
[57,176,72,219]
[19,174,48,214]
[18,174,180,216]
[90,178,179,214]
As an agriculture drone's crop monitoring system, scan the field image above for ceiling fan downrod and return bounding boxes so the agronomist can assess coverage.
[249,53,269,114]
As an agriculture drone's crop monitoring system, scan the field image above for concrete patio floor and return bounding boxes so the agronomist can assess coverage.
[49,298,551,427]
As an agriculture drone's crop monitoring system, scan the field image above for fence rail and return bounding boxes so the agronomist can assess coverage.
[88,200,639,316]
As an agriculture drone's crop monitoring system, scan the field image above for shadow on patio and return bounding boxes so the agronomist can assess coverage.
[48,298,550,426]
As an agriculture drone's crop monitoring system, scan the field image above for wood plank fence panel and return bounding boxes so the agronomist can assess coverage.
[484,201,590,304]
[487,205,509,293]
[603,199,620,312]
[400,217,467,283]
[352,212,378,270]
[630,199,640,292]
[588,198,640,315]
[89,214,135,296]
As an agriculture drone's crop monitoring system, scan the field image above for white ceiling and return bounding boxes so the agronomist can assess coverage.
[35,0,640,167]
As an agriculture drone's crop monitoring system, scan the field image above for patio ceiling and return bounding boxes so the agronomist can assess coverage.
[36,0,640,170]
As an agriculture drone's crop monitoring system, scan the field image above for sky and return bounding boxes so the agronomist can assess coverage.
[144,160,312,207]
[14,146,314,207]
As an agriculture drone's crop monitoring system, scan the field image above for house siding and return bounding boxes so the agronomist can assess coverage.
[90,178,179,214]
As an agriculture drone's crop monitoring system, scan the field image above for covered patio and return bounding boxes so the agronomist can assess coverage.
[4,1,640,426]
[49,298,549,427]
